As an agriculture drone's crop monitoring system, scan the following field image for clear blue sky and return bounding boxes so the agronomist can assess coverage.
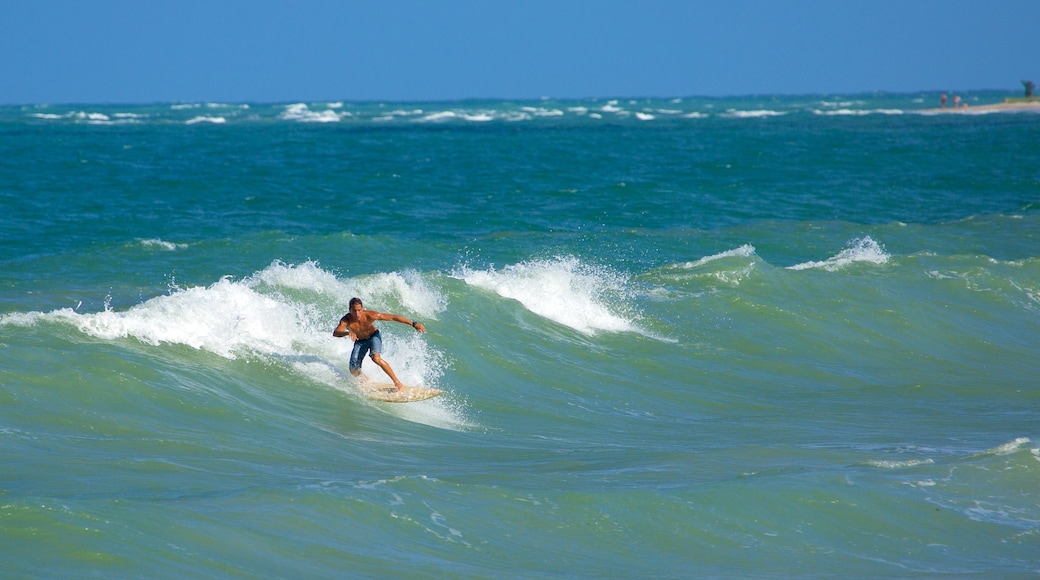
[3,0,1038,104]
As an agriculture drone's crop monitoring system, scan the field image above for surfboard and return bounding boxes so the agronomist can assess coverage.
[357,381,444,403]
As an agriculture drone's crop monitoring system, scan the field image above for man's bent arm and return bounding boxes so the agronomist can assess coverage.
[376,312,426,333]
[332,317,350,338]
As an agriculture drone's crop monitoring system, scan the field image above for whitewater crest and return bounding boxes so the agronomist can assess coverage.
[788,237,890,271]
[2,263,435,364]
[453,255,644,336]
[673,244,758,270]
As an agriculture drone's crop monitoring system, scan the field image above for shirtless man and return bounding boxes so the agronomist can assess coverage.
[333,297,426,390]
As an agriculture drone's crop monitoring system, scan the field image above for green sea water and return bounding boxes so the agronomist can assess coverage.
[2,94,1039,577]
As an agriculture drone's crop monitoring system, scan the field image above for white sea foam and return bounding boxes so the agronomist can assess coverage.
[813,109,904,116]
[788,236,889,271]
[724,109,786,118]
[139,238,187,251]
[675,244,757,269]
[63,111,115,124]
[250,260,447,318]
[453,256,640,336]
[388,109,424,117]
[461,112,494,122]
[34,111,144,125]
[418,111,459,122]
[521,106,564,117]
[280,103,342,123]
[986,437,1031,456]
[818,100,862,108]
[186,116,227,125]
[416,110,496,123]
[867,458,935,469]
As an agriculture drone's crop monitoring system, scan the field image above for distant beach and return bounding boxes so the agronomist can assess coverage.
[921,99,1040,114]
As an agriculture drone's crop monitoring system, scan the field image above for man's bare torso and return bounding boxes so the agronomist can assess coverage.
[342,311,379,340]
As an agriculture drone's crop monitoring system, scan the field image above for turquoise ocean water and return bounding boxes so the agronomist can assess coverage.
[2,92,1038,577]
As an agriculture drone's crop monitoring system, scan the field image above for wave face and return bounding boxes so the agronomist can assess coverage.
[1,95,1038,577]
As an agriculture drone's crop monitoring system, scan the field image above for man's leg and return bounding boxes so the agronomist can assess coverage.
[369,353,403,390]
[350,338,370,379]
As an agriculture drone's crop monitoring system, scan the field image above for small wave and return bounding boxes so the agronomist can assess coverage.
[813,109,904,116]
[417,110,496,123]
[460,113,494,122]
[139,238,187,251]
[788,236,889,271]
[723,109,786,118]
[983,437,1031,456]
[186,116,227,125]
[78,112,110,122]
[673,244,757,269]
[520,106,564,117]
[31,111,142,124]
[817,100,865,108]
[280,103,342,123]
[866,458,935,469]
[650,245,758,287]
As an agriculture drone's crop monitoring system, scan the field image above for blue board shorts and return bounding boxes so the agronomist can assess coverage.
[349,330,382,371]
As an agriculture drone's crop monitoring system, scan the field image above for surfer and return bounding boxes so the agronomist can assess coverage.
[333,297,426,391]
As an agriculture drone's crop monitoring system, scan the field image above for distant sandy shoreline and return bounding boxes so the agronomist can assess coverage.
[920,100,1040,115]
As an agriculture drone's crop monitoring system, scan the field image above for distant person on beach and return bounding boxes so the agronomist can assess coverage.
[333,297,426,390]
[953,95,961,108]
[941,93,948,108]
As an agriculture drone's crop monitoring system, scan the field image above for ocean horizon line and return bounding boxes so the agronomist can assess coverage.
[5,87,1026,109]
